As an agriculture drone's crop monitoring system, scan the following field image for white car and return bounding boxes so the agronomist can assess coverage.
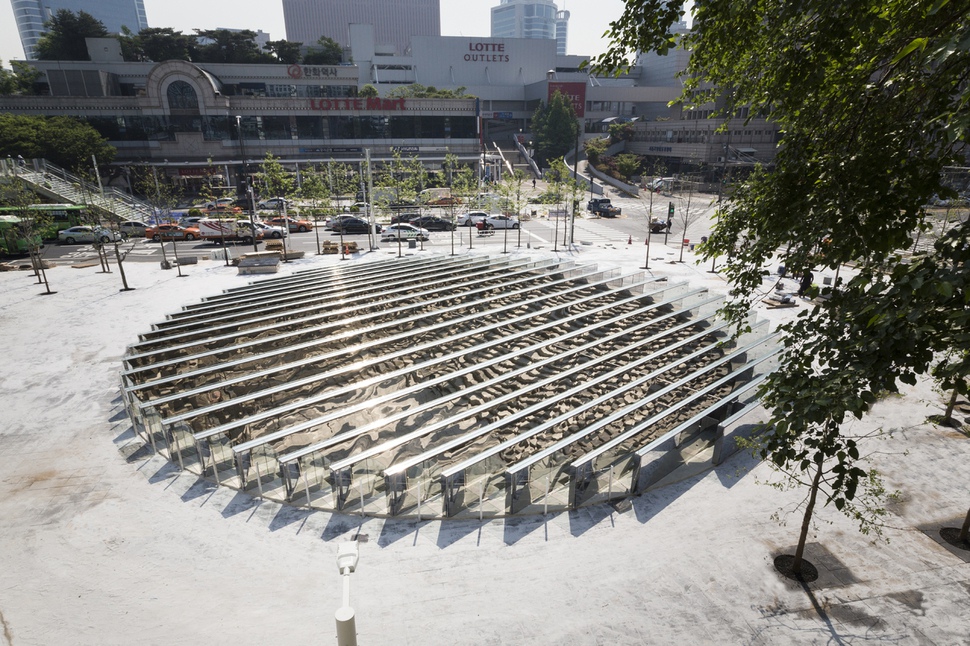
[253,221,287,238]
[203,197,235,210]
[57,225,123,244]
[381,223,430,242]
[118,220,150,237]
[257,197,292,210]
[485,215,520,230]
[178,215,206,227]
[456,211,488,227]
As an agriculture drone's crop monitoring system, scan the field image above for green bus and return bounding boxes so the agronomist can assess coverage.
[0,204,90,255]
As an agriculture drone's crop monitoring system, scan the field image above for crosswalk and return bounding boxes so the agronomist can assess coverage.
[570,218,632,246]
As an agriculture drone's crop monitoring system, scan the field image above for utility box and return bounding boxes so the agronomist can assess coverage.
[237,251,281,275]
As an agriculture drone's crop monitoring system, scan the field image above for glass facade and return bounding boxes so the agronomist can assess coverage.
[490,0,564,49]
[12,0,148,59]
[80,114,478,143]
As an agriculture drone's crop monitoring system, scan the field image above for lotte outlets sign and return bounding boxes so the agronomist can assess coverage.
[548,81,586,118]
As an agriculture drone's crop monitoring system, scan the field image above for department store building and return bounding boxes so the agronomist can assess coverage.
[1,24,763,190]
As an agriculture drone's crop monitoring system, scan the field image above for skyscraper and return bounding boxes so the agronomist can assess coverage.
[490,0,568,55]
[283,0,440,56]
[11,0,148,60]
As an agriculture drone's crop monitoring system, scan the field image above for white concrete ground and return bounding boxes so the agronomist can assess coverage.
[0,242,967,646]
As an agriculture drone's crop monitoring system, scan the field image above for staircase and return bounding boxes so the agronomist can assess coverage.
[1,158,155,222]
[490,137,540,179]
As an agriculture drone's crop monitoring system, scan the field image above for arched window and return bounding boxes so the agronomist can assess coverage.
[167,81,199,112]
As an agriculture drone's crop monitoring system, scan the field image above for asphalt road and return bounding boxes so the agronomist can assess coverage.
[35,189,723,266]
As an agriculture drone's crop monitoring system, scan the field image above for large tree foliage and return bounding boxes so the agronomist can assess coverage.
[532,91,580,168]
[258,152,295,202]
[194,29,273,64]
[35,9,108,61]
[264,40,303,64]
[0,114,115,171]
[118,27,198,62]
[302,36,344,65]
[375,151,425,210]
[0,61,42,95]
[595,0,970,574]
[385,84,470,99]
[117,29,335,65]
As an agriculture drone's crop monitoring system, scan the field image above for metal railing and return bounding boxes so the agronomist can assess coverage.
[1,157,154,222]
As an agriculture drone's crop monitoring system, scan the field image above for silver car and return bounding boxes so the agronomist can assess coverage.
[253,221,287,238]
[118,221,149,238]
[456,211,488,227]
[257,197,292,210]
[484,215,520,230]
[381,223,430,242]
[57,225,123,244]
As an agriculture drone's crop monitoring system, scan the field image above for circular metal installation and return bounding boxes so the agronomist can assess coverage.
[121,255,777,519]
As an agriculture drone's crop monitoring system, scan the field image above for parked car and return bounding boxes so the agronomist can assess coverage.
[118,220,150,238]
[331,217,382,235]
[144,224,201,241]
[381,223,430,242]
[257,197,292,210]
[425,196,462,206]
[266,216,312,233]
[57,225,123,244]
[456,211,488,227]
[253,221,287,239]
[484,214,520,229]
[204,204,242,215]
[408,215,456,231]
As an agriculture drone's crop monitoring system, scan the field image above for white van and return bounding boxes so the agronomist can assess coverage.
[197,218,262,244]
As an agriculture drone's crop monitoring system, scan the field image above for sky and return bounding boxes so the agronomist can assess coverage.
[0,0,631,67]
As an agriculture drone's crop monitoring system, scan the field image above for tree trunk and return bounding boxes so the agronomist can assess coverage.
[961,507,970,543]
[944,388,959,425]
[793,458,824,574]
[29,246,41,279]
[113,243,132,291]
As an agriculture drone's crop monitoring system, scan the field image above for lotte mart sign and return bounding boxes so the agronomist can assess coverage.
[547,81,586,118]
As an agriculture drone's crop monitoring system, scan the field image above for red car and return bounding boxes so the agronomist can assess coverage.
[266,216,313,233]
[205,204,242,215]
[426,196,462,206]
[145,224,201,241]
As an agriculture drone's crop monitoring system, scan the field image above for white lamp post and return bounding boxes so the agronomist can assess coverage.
[335,541,360,646]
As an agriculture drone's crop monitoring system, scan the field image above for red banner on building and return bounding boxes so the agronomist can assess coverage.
[548,81,586,118]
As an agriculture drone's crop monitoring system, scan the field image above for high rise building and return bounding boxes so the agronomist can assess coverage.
[11,0,148,60]
[554,9,569,56]
[490,0,568,55]
[282,0,440,56]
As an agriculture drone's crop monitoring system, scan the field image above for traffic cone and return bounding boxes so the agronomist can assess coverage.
[628,235,632,245]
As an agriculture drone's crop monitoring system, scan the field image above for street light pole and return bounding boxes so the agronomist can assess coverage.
[151,165,170,270]
[236,116,258,254]
[335,542,360,646]
[571,124,580,246]
[644,186,654,270]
